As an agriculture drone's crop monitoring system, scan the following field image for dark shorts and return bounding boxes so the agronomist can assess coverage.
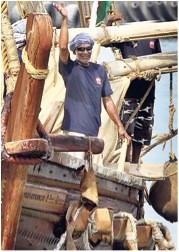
[120,98,154,146]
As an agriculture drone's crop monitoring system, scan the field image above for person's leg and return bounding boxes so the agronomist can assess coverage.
[132,100,155,164]
[120,98,138,163]
[131,141,143,164]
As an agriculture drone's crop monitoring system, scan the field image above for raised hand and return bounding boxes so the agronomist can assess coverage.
[53,2,68,18]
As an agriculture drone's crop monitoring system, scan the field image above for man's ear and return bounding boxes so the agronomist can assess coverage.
[73,50,76,55]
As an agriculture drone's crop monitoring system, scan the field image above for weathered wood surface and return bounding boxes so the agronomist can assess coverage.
[57,21,178,43]
[104,52,177,78]
[1,13,53,250]
[14,212,155,250]
[124,162,165,180]
[4,134,104,155]
[49,134,104,154]
[109,162,165,180]
[27,162,141,209]
[5,138,48,156]
[46,152,144,189]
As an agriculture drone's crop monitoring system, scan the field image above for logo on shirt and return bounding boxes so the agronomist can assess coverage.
[96,77,102,85]
[149,40,155,49]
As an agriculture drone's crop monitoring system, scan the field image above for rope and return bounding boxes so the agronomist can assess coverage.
[168,72,176,160]
[84,137,93,168]
[113,212,138,250]
[78,1,85,27]
[141,129,178,157]
[82,210,98,250]
[1,1,8,15]
[51,28,58,86]
[22,47,49,79]
[16,1,26,19]
[54,203,84,250]
[1,13,20,94]
[137,219,176,250]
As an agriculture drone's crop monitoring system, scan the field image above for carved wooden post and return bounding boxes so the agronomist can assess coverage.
[1,13,53,250]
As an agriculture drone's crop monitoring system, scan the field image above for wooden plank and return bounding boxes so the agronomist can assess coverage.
[124,162,165,180]
[117,139,127,173]
[49,134,104,154]
[22,183,67,214]
[5,139,48,156]
[105,52,177,78]
[47,152,144,189]
[1,13,53,250]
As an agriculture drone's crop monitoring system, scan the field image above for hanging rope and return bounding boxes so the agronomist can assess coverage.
[168,72,176,161]
[1,13,20,95]
[77,1,91,27]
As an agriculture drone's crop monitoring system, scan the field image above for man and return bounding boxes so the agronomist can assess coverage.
[119,39,161,164]
[53,3,131,161]
[107,14,161,163]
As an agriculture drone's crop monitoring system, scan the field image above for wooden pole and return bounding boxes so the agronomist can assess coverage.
[56,21,178,43]
[1,13,53,250]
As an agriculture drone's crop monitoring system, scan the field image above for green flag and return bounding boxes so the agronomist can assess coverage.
[96,1,112,25]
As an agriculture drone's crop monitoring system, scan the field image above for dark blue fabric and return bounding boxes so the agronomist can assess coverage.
[59,58,113,136]
[114,39,161,101]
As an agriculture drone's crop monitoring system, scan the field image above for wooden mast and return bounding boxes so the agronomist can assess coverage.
[1,13,53,250]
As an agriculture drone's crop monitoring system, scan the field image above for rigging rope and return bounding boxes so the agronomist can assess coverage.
[77,1,91,27]
[168,72,176,161]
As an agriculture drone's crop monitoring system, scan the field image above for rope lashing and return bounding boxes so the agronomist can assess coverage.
[97,23,112,46]
[143,68,162,81]
[113,212,138,250]
[137,219,176,250]
[82,210,98,250]
[22,47,49,79]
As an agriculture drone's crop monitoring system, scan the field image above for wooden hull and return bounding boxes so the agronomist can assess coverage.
[12,154,145,250]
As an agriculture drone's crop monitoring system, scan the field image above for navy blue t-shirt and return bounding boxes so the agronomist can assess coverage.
[114,39,161,101]
[59,58,113,136]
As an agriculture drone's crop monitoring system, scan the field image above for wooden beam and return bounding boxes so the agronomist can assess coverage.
[1,13,53,250]
[56,21,178,43]
[49,134,104,154]
[105,52,177,78]
[5,139,48,156]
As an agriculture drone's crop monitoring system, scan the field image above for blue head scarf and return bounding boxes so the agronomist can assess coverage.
[69,32,94,52]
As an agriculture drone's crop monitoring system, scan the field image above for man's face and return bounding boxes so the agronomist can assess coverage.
[75,43,93,66]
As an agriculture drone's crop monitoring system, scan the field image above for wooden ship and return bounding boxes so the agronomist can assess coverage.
[1,1,178,250]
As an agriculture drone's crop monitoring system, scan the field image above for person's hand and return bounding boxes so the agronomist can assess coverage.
[53,2,68,18]
[118,126,131,145]
[106,12,125,26]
